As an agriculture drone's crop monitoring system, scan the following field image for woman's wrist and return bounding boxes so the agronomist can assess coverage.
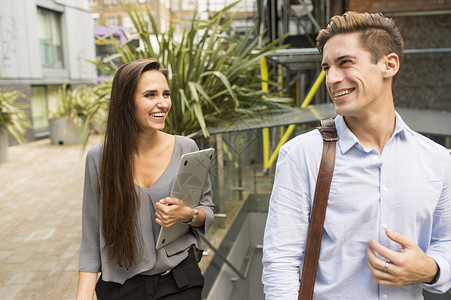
[183,208,197,224]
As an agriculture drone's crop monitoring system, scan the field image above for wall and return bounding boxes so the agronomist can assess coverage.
[394,15,451,111]
[0,0,96,144]
[350,0,451,13]
[0,0,42,79]
[349,0,451,112]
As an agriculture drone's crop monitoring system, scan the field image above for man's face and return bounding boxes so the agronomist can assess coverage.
[321,32,388,118]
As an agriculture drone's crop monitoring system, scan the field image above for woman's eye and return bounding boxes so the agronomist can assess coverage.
[145,93,155,98]
[164,92,171,97]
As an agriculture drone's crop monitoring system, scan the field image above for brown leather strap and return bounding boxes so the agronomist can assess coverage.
[298,118,338,300]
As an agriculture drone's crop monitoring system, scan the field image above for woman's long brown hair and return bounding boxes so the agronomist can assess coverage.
[100,59,169,268]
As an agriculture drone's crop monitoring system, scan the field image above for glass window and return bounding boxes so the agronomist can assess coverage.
[31,85,62,132]
[37,8,64,68]
[31,86,48,131]
[105,16,120,27]
[95,35,121,76]
[171,0,179,11]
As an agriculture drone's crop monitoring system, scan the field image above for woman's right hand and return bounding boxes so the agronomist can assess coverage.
[155,197,193,227]
[76,272,98,300]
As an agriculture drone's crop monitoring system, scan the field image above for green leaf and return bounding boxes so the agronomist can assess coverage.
[87,0,293,138]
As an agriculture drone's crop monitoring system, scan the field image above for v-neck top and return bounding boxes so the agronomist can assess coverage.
[78,135,215,284]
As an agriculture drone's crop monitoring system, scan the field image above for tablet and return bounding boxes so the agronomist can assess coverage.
[155,147,215,249]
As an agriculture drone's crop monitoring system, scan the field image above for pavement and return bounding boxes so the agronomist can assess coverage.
[0,134,276,300]
[0,135,103,300]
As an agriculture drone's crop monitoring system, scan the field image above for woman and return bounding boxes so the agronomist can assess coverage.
[76,59,214,300]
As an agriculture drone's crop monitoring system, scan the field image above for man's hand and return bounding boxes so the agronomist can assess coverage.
[367,228,438,286]
[155,197,193,227]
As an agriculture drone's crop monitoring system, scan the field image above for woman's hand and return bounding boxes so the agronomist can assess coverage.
[76,272,97,300]
[155,197,194,227]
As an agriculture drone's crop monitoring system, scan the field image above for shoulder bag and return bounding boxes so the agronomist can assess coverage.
[298,118,338,300]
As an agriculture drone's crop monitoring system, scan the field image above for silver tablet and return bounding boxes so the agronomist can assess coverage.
[155,147,215,249]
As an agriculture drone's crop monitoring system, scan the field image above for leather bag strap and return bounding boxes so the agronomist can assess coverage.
[298,118,338,300]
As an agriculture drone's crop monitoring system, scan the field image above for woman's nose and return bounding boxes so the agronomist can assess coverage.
[156,96,169,107]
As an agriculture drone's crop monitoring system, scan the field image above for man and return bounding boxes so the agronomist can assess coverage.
[262,11,451,299]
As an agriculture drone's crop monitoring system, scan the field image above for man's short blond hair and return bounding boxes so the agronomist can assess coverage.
[316,11,404,64]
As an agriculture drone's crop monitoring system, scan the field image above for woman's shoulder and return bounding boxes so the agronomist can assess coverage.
[174,135,198,151]
[86,142,104,162]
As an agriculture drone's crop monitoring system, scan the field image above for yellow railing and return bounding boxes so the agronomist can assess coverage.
[261,57,326,172]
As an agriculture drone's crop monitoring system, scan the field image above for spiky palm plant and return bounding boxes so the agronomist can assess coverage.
[0,88,30,143]
[90,1,292,137]
[49,84,99,125]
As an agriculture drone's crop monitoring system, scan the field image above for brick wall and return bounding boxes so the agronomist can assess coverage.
[393,15,451,111]
[341,1,451,112]
[350,0,451,13]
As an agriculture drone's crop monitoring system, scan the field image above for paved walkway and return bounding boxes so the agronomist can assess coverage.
[0,135,103,300]
[0,134,276,300]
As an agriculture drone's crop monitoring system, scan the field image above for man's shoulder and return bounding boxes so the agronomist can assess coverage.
[282,128,323,152]
[405,129,451,159]
[283,129,322,148]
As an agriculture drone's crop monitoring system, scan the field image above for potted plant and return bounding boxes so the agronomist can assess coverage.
[90,1,293,139]
[0,88,31,162]
[48,84,97,145]
[81,80,110,149]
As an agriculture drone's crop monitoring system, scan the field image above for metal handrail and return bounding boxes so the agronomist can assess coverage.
[199,234,245,280]
[231,245,263,282]
[260,61,326,172]
[200,233,263,282]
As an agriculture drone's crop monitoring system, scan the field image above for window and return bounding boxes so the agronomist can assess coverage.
[95,35,121,76]
[30,85,61,134]
[172,0,179,11]
[37,8,64,68]
[105,16,120,27]
[89,0,97,5]
[104,0,119,4]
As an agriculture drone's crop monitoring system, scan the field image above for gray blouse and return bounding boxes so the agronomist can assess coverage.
[78,135,215,284]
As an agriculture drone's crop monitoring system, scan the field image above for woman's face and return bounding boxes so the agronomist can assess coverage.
[133,70,171,133]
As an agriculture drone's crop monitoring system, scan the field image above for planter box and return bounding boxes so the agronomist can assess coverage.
[49,117,85,145]
[0,128,7,162]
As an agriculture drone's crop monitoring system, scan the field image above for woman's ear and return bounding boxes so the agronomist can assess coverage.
[383,53,400,79]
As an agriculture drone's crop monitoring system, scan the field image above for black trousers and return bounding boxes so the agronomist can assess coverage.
[95,248,204,300]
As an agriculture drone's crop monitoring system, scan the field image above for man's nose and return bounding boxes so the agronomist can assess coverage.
[326,66,343,86]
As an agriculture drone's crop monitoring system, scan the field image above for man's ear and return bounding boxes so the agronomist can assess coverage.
[383,53,400,79]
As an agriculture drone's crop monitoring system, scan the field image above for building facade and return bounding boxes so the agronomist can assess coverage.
[349,0,451,112]
[0,0,96,142]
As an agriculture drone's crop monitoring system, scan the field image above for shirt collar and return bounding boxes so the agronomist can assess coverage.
[335,111,409,154]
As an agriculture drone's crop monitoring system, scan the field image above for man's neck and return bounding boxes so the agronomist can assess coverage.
[344,108,396,154]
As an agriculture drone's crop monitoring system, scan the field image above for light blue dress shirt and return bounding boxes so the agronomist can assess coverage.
[262,113,451,299]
